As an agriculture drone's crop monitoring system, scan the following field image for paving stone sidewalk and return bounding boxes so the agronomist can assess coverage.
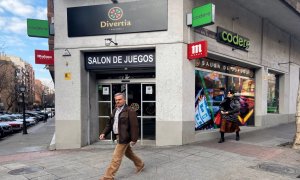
[0,120,299,180]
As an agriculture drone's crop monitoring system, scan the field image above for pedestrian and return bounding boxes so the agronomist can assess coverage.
[99,92,144,180]
[218,89,241,143]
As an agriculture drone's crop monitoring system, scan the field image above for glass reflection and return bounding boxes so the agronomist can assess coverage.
[99,102,111,116]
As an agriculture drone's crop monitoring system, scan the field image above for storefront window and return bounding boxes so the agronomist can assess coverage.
[267,73,279,113]
[195,58,255,131]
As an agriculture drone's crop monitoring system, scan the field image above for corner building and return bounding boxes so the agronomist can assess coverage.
[54,0,300,149]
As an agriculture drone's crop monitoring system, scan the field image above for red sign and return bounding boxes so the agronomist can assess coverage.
[35,50,54,65]
[187,40,208,60]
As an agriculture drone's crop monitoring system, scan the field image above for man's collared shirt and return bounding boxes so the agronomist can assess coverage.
[113,105,124,134]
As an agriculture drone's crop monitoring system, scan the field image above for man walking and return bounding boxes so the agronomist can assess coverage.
[99,92,144,180]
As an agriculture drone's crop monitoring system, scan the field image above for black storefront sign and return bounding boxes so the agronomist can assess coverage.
[195,58,254,78]
[85,50,155,71]
[216,27,250,51]
[67,0,168,37]
[194,27,216,39]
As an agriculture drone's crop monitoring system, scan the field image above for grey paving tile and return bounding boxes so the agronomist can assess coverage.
[31,174,59,180]
[2,163,27,170]
[0,174,29,180]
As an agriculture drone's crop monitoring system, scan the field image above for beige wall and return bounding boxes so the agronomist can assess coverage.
[54,0,300,149]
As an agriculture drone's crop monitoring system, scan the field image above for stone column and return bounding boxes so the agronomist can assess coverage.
[156,43,195,146]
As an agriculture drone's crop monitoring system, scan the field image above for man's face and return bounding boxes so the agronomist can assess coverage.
[115,95,125,107]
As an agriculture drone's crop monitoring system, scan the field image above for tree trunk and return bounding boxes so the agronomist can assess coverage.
[293,84,300,149]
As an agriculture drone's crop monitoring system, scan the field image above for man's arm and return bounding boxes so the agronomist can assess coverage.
[128,109,139,143]
[99,115,113,140]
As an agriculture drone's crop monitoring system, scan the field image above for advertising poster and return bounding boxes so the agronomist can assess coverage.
[195,58,255,130]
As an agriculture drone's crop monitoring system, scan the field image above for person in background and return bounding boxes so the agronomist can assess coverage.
[218,89,241,143]
[99,92,144,180]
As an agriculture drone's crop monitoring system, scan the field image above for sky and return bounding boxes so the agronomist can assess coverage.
[0,0,54,89]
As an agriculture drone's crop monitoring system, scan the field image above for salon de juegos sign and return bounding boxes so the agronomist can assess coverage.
[84,50,155,70]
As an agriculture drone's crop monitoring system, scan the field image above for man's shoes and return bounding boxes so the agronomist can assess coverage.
[99,176,114,180]
[136,163,145,174]
[218,138,225,143]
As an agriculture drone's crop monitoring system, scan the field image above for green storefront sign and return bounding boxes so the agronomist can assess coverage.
[27,19,49,38]
[192,3,215,28]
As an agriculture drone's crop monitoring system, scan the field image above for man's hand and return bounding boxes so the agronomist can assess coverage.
[99,134,105,140]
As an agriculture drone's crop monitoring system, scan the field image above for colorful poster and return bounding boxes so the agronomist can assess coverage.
[195,60,255,130]
[195,94,211,128]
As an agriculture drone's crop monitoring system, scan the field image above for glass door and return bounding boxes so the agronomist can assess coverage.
[141,84,155,140]
[98,82,156,143]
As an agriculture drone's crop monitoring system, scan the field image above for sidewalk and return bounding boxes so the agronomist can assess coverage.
[0,120,299,180]
[0,117,55,156]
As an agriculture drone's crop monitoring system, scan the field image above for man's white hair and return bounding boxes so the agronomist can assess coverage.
[114,92,126,99]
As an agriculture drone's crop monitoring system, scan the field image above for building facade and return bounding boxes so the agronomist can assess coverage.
[54,0,300,149]
[0,55,35,113]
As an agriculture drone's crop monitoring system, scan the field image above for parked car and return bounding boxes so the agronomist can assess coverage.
[10,114,37,126]
[0,122,13,136]
[0,126,4,138]
[25,112,44,122]
[0,116,23,132]
[0,114,31,126]
[34,111,48,121]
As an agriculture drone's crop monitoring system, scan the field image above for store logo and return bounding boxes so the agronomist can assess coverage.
[187,40,208,60]
[192,3,215,28]
[35,50,54,65]
[108,7,123,21]
[216,27,250,51]
[192,44,202,54]
[100,7,131,29]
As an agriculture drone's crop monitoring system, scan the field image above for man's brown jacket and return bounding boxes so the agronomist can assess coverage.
[101,105,139,144]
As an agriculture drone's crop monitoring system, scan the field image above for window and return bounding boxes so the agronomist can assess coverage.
[195,58,255,130]
[267,73,279,113]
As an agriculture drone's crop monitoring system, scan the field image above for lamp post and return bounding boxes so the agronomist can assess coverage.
[19,85,27,134]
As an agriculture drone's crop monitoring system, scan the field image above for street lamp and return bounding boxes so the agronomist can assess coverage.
[19,85,28,134]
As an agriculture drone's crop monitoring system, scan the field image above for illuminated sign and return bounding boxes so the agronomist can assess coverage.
[216,27,250,51]
[84,50,155,70]
[27,19,49,38]
[187,40,208,60]
[192,3,215,28]
[35,50,54,65]
[67,0,167,37]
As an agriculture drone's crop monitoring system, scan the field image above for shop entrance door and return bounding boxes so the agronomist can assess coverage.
[98,80,156,144]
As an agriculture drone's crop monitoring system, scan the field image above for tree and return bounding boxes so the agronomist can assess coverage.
[4,86,18,112]
[0,61,18,112]
[0,62,11,93]
[293,84,300,149]
[34,83,44,107]
[45,92,55,107]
